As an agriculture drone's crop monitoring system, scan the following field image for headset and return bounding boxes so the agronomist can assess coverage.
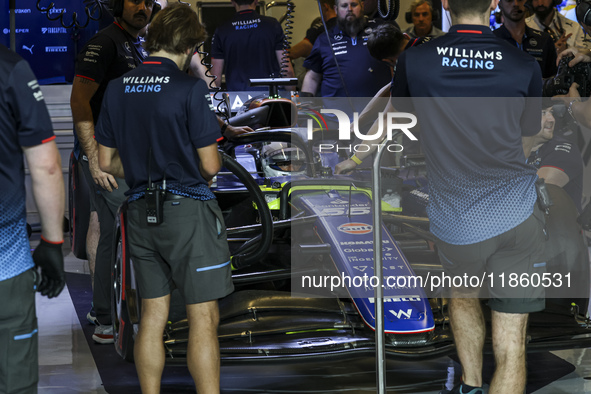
[110,0,161,21]
[405,0,440,24]
[577,0,591,26]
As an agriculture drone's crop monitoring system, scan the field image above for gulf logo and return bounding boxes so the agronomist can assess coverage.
[337,223,373,235]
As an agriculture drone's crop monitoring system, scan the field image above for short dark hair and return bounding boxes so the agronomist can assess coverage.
[233,0,257,6]
[367,24,406,60]
[322,0,335,7]
[447,0,491,17]
[144,3,206,55]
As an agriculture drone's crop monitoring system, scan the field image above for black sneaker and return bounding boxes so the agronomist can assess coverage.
[439,385,484,394]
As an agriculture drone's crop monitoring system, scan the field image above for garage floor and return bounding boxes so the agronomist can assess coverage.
[35,242,591,394]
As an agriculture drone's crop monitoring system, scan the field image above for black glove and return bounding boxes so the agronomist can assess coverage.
[32,238,65,298]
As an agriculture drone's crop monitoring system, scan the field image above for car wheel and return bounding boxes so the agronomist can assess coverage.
[111,209,135,362]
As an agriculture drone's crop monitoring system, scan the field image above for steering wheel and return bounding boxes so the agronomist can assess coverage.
[221,152,274,269]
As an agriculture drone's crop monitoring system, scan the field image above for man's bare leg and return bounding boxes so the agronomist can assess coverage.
[449,297,485,388]
[86,211,99,289]
[134,295,170,394]
[489,310,528,394]
[186,300,220,394]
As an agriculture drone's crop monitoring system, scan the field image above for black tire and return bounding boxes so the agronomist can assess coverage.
[68,152,90,260]
[111,209,135,362]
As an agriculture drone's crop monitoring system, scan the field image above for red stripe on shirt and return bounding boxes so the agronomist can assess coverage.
[143,61,161,64]
[75,75,96,82]
[42,135,56,144]
[457,30,483,34]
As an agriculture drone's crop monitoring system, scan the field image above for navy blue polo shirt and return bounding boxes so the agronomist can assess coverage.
[0,45,54,281]
[493,25,558,78]
[211,10,285,91]
[391,25,542,245]
[527,137,583,212]
[73,22,148,158]
[95,57,220,198]
[303,19,393,97]
[74,22,148,124]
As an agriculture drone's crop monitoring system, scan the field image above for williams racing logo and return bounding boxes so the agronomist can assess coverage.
[122,76,170,93]
[437,46,503,70]
[337,223,373,235]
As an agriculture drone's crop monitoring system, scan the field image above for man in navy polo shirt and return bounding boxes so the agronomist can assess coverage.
[96,4,233,393]
[211,0,294,91]
[70,0,156,344]
[493,0,557,78]
[301,0,392,97]
[0,44,65,394]
[391,1,545,393]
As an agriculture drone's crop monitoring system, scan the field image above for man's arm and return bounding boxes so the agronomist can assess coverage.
[211,58,224,88]
[537,166,570,187]
[301,69,322,96]
[197,143,221,181]
[335,100,396,174]
[216,115,253,139]
[189,54,215,87]
[70,76,118,191]
[555,83,591,128]
[98,144,125,179]
[23,140,65,242]
[355,83,392,132]
[289,39,313,60]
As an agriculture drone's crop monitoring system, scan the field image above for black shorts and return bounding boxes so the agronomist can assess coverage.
[127,197,234,304]
[0,269,38,394]
[436,206,547,313]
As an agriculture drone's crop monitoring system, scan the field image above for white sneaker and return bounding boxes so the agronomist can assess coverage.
[92,324,114,344]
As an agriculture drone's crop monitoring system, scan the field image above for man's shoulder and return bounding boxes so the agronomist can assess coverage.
[545,136,581,155]
[259,14,281,25]
[0,44,22,71]
[83,23,123,48]
[525,14,542,29]
[492,25,510,38]
[555,11,577,28]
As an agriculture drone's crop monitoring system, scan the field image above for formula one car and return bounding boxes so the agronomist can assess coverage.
[82,88,591,363]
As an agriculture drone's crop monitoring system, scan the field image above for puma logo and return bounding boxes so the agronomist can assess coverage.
[22,44,34,54]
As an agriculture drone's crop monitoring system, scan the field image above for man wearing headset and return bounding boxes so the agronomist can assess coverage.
[301,0,392,98]
[493,0,558,78]
[526,0,590,54]
[70,0,157,344]
[404,0,445,38]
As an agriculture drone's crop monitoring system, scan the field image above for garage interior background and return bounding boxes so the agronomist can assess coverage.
[3,0,590,221]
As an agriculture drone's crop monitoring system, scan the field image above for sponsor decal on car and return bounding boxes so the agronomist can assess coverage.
[337,222,372,235]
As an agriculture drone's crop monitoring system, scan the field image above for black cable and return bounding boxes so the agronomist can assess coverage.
[36,0,104,29]
[280,0,295,78]
[377,0,400,21]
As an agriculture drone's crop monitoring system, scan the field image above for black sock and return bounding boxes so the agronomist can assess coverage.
[460,383,481,393]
